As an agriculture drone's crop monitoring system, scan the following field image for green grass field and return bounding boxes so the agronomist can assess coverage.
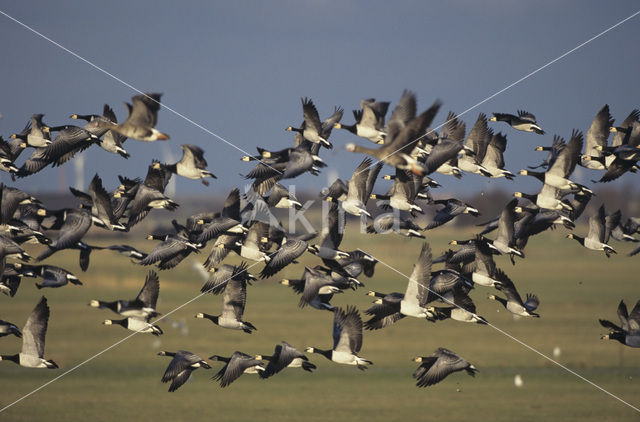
[1,226,639,422]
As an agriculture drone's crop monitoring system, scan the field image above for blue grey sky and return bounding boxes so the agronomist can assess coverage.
[1,1,639,198]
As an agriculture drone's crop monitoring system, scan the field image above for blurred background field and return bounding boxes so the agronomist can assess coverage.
[1,224,639,422]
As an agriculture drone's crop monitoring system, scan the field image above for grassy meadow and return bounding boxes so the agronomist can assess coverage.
[0,225,639,422]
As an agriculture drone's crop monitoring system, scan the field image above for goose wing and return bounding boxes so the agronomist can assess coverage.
[327,202,344,249]
[260,239,307,279]
[321,106,344,139]
[301,98,323,137]
[262,342,307,378]
[136,270,160,309]
[128,93,162,128]
[201,264,235,294]
[51,209,92,249]
[617,300,631,333]
[628,300,640,332]
[384,101,442,156]
[493,269,524,306]
[585,105,613,156]
[347,158,373,204]
[414,348,472,387]
[404,243,432,307]
[440,111,466,143]
[21,296,49,358]
[215,352,261,388]
[181,144,207,169]
[162,350,202,382]
[523,294,540,312]
[548,129,582,178]
[139,236,188,266]
[221,279,247,321]
[88,173,117,226]
[464,113,490,163]
[482,132,507,170]
[333,306,363,354]
[364,302,404,330]
[495,198,518,248]
[517,110,537,124]
[587,205,606,243]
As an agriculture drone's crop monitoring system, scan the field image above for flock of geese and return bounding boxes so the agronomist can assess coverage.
[0,90,639,394]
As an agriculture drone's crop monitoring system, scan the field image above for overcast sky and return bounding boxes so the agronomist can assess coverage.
[1,1,639,199]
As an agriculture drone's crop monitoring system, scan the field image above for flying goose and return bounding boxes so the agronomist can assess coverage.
[452,237,501,287]
[346,101,442,175]
[0,296,58,368]
[125,163,178,228]
[284,266,344,309]
[195,278,256,333]
[308,202,349,260]
[0,136,26,175]
[481,132,514,179]
[338,158,382,217]
[139,233,200,270]
[158,350,211,392]
[413,348,477,387]
[422,111,466,178]
[566,205,616,257]
[200,262,256,294]
[211,351,265,387]
[35,208,92,262]
[257,342,316,378]
[530,135,565,170]
[96,93,169,141]
[580,105,614,170]
[429,289,487,324]
[425,198,480,230]
[280,275,337,312]
[365,213,424,238]
[1,185,42,225]
[103,318,163,335]
[520,130,589,194]
[72,104,129,157]
[17,264,82,289]
[490,110,544,134]
[371,168,423,213]
[599,300,640,347]
[10,114,52,147]
[305,305,373,370]
[596,121,640,183]
[363,291,407,330]
[161,144,216,185]
[286,98,335,149]
[69,173,126,231]
[488,269,540,317]
[90,270,160,320]
[455,114,491,176]
[364,243,436,329]
[335,98,389,143]
[489,198,523,257]
[39,124,102,168]
[259,238,308,279]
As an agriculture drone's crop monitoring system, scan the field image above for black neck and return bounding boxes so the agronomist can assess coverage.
[113,319,127,327]
[493,296,508,307]
[340,124,357,134]
[609,332,626,345]
[312,348,332,361]
[1,354,20,364]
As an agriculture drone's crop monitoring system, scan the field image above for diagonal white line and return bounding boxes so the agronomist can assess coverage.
[353,9,640,176]
[0,254,275,414]
[365,249,640,414]
[0,9,283,176]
